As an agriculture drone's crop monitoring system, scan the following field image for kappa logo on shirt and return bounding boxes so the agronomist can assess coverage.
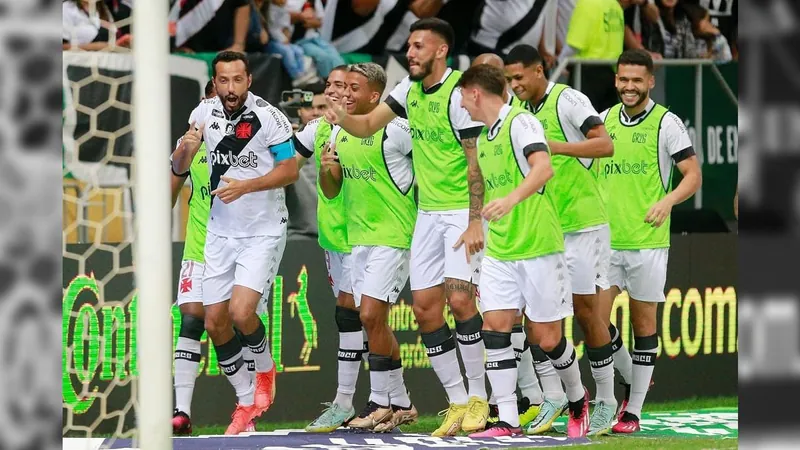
[209,122,220,130]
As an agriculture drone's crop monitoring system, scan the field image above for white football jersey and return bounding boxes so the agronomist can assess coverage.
[187,92,294,238]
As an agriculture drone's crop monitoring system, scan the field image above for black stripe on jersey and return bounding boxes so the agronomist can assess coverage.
[522,142,548,157]
[354,0,412,54]
[331,0,377,41]
[293,135,314,158]
[496,0,548,53]
[209,114,263,207]
[380,129,413,196]
[671,146,696,163]
[385,96,407,119]
[580,116,604,137]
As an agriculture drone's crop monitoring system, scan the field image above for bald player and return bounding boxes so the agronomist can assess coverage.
[472,54,514,105]
[470,54,545,428]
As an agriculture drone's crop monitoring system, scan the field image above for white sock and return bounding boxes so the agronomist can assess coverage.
[241,345,256,383]
[174,336,201,416]
[241,322,274,372]
[627,334,658,418]
[422,325,469,405]
[512,327,543,404]
[546,337,584,403]
[334,329,363,410]
[455,315,488,400]
[609,324,633,385]
[587,343,616,405]
[484,331,519,428]
[530,344,565,402]
[388,359,412,408]
[215,338,255,406]
[367,354,391,407]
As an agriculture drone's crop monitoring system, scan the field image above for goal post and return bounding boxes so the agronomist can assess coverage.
[132,1,173,448]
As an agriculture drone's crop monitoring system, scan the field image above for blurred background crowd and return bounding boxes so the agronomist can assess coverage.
[63,0,737,88]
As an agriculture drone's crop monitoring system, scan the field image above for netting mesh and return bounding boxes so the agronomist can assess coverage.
[62,15,142,441]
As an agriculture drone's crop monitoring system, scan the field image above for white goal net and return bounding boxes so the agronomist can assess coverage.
[63,5,177,448]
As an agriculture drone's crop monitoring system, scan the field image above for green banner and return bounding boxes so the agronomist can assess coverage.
[665,63,738,222]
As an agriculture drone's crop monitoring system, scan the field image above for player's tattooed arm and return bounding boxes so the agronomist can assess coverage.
[453,134,486,263]
[462,135,485,221]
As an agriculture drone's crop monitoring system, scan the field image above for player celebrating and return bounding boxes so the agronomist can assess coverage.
[504,44,616,435]
[457,64,589,438]
[172,51,299,435]
[169,81,260,435]
[470,53,545,429]
[325,18,490,436]
[319,62,418,432]
[294,65,369,432]
[598,49,701,433]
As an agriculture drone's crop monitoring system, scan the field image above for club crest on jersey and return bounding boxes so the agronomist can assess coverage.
[236,122,253,139]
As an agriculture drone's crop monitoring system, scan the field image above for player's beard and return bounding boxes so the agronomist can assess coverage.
[618,87,648,109]
[219,91,247,113]
[408,58,434,81]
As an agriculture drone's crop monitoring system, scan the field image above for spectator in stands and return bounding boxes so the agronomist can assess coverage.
[63,0,131,51]
[320,0,423,55]
[683,2,733,61]
[106,0,132,36]
[246,0,271,52]
[266,0,320,86]
[285,1,345,78]
[559,0,626,112]
[467,0,554,64]
[653,0,730,60]
[623,0,664,60]
[696,0,737,60]
[174,0,250,54]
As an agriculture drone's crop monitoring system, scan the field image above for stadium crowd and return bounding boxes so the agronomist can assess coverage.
[64,0,737,85]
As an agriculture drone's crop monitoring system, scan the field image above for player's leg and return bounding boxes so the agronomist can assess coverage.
[525,253,589,438]
[229,234,287,416]
[468,257,523,438]
[612,249,667,434]
[443,212,489,432]
[371,248,417,432]
[350,246,416,431]
[565,229,617,435]
[307,251,360,432]
[172,261,205,434]
[601,250,634,390]
[512,316,544,427]
[410,213,469,436]
[202,233,257,435]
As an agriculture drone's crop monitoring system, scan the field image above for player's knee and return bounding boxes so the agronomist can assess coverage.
[228,302,252,328]
[573,303,595,329]
[203,312,227,338]
[358,307,382,331]
[412,299,438,325]
[536,331,563,354]
[447,292,477,320]
[335,305,362,332]
[179,314,205,341]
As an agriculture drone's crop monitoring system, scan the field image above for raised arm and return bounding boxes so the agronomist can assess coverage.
[325,101,397,138]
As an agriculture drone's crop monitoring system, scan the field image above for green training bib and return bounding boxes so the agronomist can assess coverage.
[478,107,564,260]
